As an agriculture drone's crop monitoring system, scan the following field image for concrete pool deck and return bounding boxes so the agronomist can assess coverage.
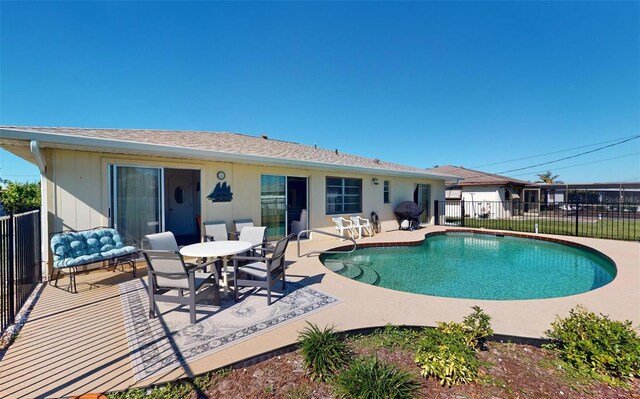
[1,226,638,398]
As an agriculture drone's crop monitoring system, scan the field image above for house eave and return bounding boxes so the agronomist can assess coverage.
[0,128,453,180]
[449,181,528,187]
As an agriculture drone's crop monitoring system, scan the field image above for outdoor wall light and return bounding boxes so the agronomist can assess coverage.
[371,178,380,185]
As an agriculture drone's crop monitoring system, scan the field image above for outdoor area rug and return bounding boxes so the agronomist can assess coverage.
[119,278,341,382]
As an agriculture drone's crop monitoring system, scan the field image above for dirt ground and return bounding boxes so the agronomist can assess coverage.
[200,342,640,399]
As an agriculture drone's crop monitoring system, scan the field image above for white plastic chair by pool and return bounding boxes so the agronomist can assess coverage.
[350,216,373,239]
[332,217,354,241]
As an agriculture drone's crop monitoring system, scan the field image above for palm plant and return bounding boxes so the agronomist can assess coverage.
[536,171,563,184]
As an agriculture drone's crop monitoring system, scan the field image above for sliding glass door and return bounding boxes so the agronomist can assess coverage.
[261,175,308,241]
[261,175,286,241]
[111,165,163,244]
[414,184,431,223]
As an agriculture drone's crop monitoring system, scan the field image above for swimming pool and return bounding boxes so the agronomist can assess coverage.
[320,232,617,300]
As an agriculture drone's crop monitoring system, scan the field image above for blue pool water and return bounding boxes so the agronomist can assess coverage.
[320,233,616,300]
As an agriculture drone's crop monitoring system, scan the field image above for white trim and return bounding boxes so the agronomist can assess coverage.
[29,141,48,280]
[1,128,458,180]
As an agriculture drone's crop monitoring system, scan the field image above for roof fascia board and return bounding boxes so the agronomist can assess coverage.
[1,128,457,181]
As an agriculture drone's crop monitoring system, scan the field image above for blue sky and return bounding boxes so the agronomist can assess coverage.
[1,1,638,183]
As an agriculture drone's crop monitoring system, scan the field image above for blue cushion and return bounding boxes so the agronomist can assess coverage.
[101,246,137,259]
[50,228,135,268]
[54,253,103,268]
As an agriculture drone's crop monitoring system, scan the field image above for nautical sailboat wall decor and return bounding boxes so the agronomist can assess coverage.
[207,182,233,203]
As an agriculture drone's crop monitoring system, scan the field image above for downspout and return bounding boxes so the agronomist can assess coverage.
[30,140,48,281]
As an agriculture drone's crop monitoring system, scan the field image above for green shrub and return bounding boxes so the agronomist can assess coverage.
[414,322,480,386]
[0,180,40,214]
[335,356,420,399]
[298,322,349,382]
[463,305,494,350]
[544,305,640,381]
[414,307,494,386]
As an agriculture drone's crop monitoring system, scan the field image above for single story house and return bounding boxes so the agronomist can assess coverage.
[428,165,535,219]
[0,126,458,279]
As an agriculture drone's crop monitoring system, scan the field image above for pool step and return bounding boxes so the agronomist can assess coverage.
[354,266,380,286]
[324,260,346,273]
[337,264,364,280]
[325,259,379,286]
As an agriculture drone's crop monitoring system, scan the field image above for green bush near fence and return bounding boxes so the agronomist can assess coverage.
[0,181,41,214]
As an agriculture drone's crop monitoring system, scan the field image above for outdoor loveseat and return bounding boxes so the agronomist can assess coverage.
[50,227,138,292]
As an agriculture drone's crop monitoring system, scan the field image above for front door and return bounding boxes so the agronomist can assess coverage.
[167,176,194,236]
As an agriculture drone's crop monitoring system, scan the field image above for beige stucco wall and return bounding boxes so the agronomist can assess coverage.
[43,148,445,273]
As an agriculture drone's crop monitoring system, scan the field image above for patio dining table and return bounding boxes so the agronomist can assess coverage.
[180,240,253,295]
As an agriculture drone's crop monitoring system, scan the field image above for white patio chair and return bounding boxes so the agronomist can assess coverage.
[142,248,220,324]
[332,217,354,241]
[202,221,231,242]
[350,216,373,239]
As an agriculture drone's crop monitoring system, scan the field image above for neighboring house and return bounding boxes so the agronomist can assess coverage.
[0,126,458,278]
[428,165,534,219]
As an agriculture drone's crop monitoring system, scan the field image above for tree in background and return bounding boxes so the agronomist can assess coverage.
[536,171,563,184]
[0,181,41,214]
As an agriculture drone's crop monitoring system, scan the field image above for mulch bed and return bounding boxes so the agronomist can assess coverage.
[199,342,640,399]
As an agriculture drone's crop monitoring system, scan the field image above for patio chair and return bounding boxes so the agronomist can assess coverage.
[202,221,231,242]
[238,226,268,256]
[142,248,220,324]
[350,216,373,239]
[332,217,354,241]
[232,234,294,305]
[291,209,308,238]
[144,231,181,250]
[144,231,198,268]
[233,219,255,238]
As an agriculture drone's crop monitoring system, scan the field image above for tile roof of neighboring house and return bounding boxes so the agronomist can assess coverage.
[0,126,460,179]
[427,165,531,186]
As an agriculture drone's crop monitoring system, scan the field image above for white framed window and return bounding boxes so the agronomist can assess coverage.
[383,180,390,204]
[326,177,362,214]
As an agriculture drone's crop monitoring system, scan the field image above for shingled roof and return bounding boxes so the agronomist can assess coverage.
[0,126,459,179]
[428,165,530,186]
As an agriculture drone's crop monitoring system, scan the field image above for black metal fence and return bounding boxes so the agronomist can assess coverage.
[1,210,42,334]
[435,200,640,241]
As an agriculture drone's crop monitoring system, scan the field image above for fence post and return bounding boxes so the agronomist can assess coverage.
[8,213,15,325]
[461,200,465,227]
[575,202,579,236]
[434,200,440,225]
